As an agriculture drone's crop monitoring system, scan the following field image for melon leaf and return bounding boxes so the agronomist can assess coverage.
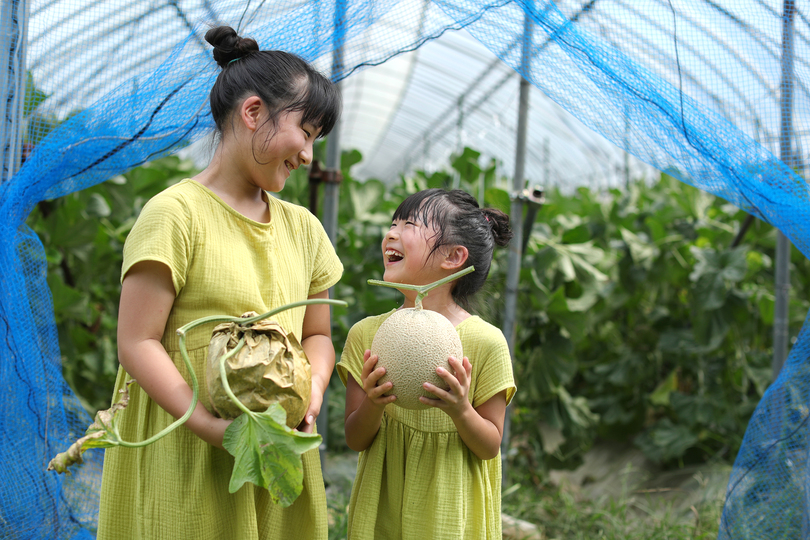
[223,403,321,506]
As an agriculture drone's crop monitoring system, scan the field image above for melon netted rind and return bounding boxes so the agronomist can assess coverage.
[370,309,463,410]
[206,314,311,428]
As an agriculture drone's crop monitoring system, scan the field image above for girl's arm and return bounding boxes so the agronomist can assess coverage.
[117,261,232,449]
[422,356,507,460]
[298,289,335,434]
[344,350,396,452]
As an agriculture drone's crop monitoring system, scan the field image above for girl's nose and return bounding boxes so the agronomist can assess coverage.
[299,140,313,165]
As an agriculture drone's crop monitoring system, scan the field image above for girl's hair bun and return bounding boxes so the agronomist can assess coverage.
[482,208,513,247]
[204,26,260,69]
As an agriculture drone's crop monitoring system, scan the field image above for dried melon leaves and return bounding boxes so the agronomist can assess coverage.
[48,299,346,507]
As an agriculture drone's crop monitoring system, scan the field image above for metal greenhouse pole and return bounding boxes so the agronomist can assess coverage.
[0,0,28,184]
[319,0,345,468]
[774,0,795,379]
[501,12,533,485]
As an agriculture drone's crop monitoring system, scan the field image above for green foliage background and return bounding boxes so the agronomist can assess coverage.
[27,144,810,476]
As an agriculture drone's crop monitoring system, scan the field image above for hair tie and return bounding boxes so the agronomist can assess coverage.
[228,57,241,65]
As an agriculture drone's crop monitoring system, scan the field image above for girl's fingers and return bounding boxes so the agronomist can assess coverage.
[422,382,452,402]
[419,395,442,407]
[368,379,393,396]
[361,352,379,379]
[447,356,470,385]
[435,363,463,391]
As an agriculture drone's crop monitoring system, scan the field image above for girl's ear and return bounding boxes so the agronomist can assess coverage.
[441,245,469,270]
[239,95,264,132]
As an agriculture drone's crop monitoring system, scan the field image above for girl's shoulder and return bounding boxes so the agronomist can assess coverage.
[456,316,510,355]
[142,179,198,208]
[130,180,199,232]
[457,315,506,340]
[348,309,398,338]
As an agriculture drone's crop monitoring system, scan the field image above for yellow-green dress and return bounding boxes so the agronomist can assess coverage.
[97,179,343,540]
[336,310,516,540]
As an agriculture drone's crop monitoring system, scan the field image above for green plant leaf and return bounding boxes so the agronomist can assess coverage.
[86,193,112,218]
[649,369,679,407]
[349,179,387,222]
[484,187,510,215]
[341,148,363,171]
[451,147,483,184]
[24,71,50,116]
[619,228,659,269]
[223,403,322,506]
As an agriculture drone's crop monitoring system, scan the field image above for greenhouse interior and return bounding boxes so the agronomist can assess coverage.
[1,0,809,538]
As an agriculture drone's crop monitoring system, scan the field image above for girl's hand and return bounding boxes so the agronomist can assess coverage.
[297,390,323,434]
[360,349,397,407]
[420,356,472,417]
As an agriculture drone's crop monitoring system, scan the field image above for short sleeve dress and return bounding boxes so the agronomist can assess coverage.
[97,179,343,540]
[336,310,516,540]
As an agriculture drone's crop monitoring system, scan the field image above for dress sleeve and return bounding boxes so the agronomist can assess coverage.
[336,319,371,388]
[121,192,191,295]
[467,323,516,409]
[306,211,343,296]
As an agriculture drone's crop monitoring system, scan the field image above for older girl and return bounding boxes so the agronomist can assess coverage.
[97,26,342,539]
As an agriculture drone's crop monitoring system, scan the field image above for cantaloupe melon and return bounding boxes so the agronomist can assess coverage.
[370,308,463,410]
[367,266,474,410]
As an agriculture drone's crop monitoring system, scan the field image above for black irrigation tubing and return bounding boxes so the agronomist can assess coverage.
[142,115,202,164]
[667,0,708,165]
[66,77,193,181]
[336,0,516,83]
[87,113,204,178]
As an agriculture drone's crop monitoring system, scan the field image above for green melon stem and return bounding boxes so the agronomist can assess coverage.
[217,336,255,418]
[367,266,475,309]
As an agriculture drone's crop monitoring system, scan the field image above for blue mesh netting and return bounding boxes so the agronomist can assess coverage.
[1,0,808,537]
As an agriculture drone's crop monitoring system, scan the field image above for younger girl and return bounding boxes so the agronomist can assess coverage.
[97,26,342,539]
[337,188,516,539]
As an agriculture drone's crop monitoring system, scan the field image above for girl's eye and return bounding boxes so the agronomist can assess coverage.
[303,129,312,138]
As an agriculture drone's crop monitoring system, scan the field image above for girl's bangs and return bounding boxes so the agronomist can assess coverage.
[291,74,341,137]
[392,190,450,232]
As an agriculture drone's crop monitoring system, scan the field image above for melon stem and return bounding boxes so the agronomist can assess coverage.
[367,266,475,309]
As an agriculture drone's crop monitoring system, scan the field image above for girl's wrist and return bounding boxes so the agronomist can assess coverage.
[364,395,388,414]
[448,399,476,422]
[311,373,330,398]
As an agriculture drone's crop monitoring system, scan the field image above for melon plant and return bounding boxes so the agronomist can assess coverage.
[368,266,473,409]
[47,298,346,507]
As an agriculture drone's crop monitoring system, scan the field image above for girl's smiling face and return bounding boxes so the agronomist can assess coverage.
[251,108,319,192]
[382,216,445,285]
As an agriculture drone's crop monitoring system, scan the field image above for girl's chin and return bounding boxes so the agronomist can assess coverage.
[382,268,401,282]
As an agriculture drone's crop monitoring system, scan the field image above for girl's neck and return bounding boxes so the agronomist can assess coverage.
[193,145,270,223]
[399,285,470,327]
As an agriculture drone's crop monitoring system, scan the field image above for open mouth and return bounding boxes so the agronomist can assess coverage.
[385,249,403,263]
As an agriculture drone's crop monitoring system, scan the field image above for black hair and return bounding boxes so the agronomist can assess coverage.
[204,26,341,140]
[392,188,513,309]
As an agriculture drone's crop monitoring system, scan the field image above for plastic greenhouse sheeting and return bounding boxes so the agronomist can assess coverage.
[1,0,809,538]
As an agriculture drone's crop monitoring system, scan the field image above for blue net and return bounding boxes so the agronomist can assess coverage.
[1,0,808,538]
